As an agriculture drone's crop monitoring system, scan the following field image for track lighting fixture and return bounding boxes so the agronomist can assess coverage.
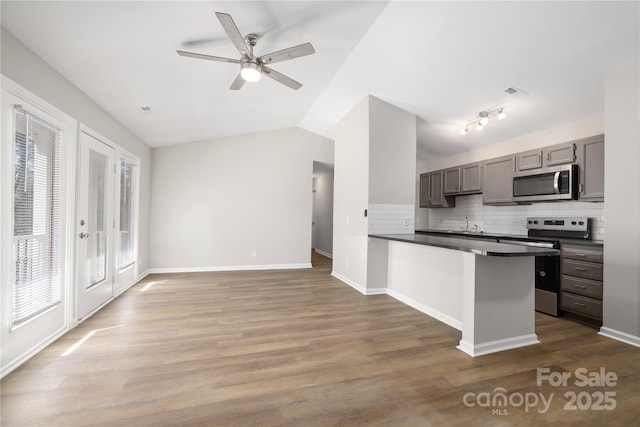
[460,107,507,135]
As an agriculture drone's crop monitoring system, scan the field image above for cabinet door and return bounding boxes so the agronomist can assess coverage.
[544,142,576,166]
[419,173,430,208]
[577,135,604,201]
[443,167,460,194]
[517,149,543,171]
[428,171,444,207]
[461,162,482,193]
[483,155,515,204]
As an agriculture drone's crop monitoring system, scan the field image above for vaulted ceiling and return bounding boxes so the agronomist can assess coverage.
[2,1,638,157]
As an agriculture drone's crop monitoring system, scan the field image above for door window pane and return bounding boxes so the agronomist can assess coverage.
[118,160,135,270]
[12,108,62,328]
[86,149,107,288]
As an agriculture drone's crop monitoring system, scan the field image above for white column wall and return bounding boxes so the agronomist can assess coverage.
[601,62,640,346]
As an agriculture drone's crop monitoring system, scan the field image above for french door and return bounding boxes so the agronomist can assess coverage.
[76,131,115,319]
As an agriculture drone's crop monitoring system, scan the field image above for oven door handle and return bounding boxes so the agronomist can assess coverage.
[553,171,560,194]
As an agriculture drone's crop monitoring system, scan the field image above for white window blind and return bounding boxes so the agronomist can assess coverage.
[118,159,135,270]
[12,106,62,328]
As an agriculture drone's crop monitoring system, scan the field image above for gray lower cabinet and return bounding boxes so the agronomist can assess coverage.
[576,134,604,201]
[483,155,515,204]
[561,243,604,325]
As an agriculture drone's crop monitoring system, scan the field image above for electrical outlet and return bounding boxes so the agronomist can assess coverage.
[511,218,525,226]
[404,217,411,226]
[251,250,257,257]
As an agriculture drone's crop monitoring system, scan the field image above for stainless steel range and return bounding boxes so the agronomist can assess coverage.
[499,217,592,316]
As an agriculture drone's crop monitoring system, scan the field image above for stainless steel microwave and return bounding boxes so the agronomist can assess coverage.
[512,164,578,202]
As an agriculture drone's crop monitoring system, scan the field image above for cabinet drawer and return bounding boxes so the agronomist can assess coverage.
[562,259,603,281]
[561,292,602,319]
[561,275,603,299]
[561,245,603,263]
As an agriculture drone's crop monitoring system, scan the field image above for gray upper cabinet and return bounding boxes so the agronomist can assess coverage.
[516,149,543,171]
[419,170,454,208]
[443,162,482,195]
[419,173,429,208]
[545,141,576,166]
[576,134,604,201]
[443,167,461,195]
[461,162,482,193]
[483,155,515,205]
[516,142,576,172]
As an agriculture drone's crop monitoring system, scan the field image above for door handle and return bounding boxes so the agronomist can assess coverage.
[79,232,90,239]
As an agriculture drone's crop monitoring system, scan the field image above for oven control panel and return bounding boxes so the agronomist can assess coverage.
[526,217,590,232]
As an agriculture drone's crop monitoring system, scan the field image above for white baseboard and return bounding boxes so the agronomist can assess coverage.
[115,270,150,297]
[386,288,462,331]
[598,327,640,348]
[331,271,367,295]
[457,334,540,357]
[1,325,68,379]
[313,248,333,259]
[148,263,312,274]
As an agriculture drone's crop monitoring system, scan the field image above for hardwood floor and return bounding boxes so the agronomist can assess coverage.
[2,253,638,426]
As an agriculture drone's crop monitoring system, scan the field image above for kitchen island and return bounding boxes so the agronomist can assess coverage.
[368,233,559,356]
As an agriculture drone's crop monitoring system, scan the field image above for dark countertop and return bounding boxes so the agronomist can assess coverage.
[415,229,604,247]
[369,233,560,257]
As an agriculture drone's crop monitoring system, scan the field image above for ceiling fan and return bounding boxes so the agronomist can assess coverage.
[177,12,315,90]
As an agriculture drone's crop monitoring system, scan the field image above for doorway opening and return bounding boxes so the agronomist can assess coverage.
[311,161,334,267]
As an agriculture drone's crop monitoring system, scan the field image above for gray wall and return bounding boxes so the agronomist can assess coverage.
[149,127,333,270]
[369,96,417,205]
[332,95,416,291]
[1,26,152,274]
[602,62,640,342]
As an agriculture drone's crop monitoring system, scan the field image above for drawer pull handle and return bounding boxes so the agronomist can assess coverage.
[574,302,586,307]
[573,284,587,289]
[573,253,587,257]
[574,268,587,272]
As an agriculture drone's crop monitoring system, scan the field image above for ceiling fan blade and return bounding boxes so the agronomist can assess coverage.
[230,73,245,90]
[258,43,315,65]
[176,50,240,64]
[262,66,302,90]
[215,12,251,57]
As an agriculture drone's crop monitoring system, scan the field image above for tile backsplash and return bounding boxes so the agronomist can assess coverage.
[426,194,604,240]
[369,204,415,235]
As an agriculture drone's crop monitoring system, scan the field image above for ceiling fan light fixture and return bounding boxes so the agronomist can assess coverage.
[497,108,507,120]
[460,127,468,135]
[240,61,261,82]
[475,122,484,131]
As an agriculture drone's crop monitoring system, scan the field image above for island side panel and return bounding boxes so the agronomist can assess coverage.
[458,253,539,356]
[386,240,463,330]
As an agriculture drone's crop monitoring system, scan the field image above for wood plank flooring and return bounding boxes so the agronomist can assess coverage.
[2,252,639,426]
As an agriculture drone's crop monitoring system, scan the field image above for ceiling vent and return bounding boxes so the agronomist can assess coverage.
[504,86,530,96]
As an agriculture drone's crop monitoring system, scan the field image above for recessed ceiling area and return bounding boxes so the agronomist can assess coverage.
[1,1,638,157]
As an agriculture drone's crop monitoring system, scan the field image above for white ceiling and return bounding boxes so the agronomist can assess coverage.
[2,1,638,157]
